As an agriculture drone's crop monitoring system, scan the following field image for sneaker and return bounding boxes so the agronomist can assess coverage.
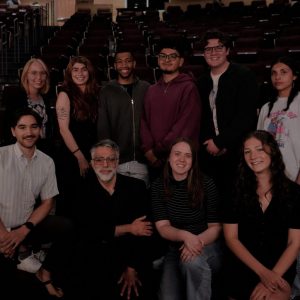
[33,250,46,263]
[17,252,42,273]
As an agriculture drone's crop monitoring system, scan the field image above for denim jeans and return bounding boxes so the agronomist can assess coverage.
[292,254,300,298]
[159,240,223,300]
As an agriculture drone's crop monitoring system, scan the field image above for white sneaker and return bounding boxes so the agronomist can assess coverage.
[17,253,42,273]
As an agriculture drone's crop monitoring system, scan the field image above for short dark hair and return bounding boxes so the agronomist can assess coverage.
[114,48,135,61]
[201,29,232,50]
[10,108,42,128]
[157,37,185,57]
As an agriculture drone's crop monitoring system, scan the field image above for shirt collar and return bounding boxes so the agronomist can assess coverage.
[14,142,38,160]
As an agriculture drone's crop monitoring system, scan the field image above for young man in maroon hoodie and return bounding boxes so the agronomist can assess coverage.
[140,39,201,180]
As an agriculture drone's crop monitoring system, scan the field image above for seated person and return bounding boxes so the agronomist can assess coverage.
[223,130,300,300]
[151,137,223,300]
[0,109,73,298]
[71,139,160,300]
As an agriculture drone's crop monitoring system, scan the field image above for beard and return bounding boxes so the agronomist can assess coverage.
[94,167,117,182]
[161,69,176,74]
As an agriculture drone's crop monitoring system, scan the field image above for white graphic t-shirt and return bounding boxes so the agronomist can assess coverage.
[257,92,300,181]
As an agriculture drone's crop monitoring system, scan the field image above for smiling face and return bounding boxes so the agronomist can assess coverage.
[271,62,297,97]
[169,141,193,181]
[243,137,272,176]
[71,62,89,88]
[26,61,48,93]
[203,38,229,74]
[114,52,136,82]
[91,146,119,183]
[11,115,40,150]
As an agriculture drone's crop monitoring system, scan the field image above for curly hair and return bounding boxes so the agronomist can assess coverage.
[62,56,98,122]
[267,56,300,117]
[236,130,290,207]
[163,137,204,208]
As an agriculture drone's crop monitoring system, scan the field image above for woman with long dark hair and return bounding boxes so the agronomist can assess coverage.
[55,56,99,216]
[257,56,300,183]
[151,137,223,300]
[223,130,300,300]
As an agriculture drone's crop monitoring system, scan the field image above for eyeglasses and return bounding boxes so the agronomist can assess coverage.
[92,157,118,165]
[203,45,225,54]
[158,53,180,61]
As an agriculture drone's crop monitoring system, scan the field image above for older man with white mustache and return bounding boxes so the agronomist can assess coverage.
[70,139,161,300]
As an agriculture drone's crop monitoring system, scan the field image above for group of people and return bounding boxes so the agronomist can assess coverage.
[0,28,300,300]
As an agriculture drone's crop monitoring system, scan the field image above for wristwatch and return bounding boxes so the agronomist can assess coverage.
[23,222,35,231]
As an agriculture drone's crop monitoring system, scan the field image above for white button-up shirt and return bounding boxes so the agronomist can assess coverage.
[0,143,58,228]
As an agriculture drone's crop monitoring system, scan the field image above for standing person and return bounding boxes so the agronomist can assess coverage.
[151,137,223,300]
[98,49,150,184]
[0,109,73,298]
[140,38,201,181]
[3,58,56,156]
[198,29,259,209]
[55,56,99,217]
[223,130,300,300]
[257,56,300,183]
[70,139,156,300]
[257,56,300,299]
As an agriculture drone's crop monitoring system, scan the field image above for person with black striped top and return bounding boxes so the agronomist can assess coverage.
[151,137,223,300]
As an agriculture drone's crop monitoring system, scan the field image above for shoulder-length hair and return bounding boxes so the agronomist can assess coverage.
[163,137,204,208]
[267,56,300,117]
[237,130,290,206]
[21,58,50,95]
[62,56,98,122]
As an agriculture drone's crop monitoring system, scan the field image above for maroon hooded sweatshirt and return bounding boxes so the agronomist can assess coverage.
[140,73,201,158]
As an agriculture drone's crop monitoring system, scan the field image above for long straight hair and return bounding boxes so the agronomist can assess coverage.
[163,137,204,208]
[267,56,299,117]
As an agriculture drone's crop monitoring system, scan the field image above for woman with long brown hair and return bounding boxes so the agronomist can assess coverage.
[223,130,300,300]
[151,137,223,300]
[56,56,99,216]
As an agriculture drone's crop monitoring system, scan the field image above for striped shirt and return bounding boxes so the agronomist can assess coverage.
[0,143,58,228]
[151,175,220,235]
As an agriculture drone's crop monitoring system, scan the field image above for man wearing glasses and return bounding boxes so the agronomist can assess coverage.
[71,139,159,300]
[98,49,150,185]
[198,29,259,209]
[140,38,201,180]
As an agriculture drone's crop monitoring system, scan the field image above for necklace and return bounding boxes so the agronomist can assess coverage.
[258,190,272,209]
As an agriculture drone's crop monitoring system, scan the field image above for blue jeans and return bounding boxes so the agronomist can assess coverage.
[292,254,300,298]
[159,240,223,300]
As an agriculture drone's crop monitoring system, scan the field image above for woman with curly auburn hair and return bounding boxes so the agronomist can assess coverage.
[56,56,99,216]
[223,130,300,300]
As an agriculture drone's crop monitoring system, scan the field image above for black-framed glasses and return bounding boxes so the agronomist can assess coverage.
[92,157,118,165]
[158,53,180,61]
[203,45,225,54]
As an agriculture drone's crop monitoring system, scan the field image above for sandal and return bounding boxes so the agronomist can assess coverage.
[38,279,64,298]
